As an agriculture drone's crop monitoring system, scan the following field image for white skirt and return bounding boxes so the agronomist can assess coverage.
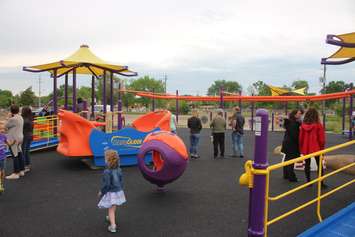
[98,191,126,209]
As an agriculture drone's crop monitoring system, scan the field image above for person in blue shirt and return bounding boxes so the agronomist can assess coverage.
[98,150,126,233]
[0,121,8,193]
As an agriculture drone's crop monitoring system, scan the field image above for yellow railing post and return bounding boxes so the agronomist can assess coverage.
[317,154,323,222]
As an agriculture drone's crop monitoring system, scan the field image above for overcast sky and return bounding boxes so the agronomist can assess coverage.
[0,0,354,96]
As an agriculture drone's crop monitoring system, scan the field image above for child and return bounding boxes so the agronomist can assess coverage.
[98,150,126,233]
[0,121,7,193]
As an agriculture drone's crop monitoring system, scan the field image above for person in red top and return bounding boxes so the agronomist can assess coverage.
[299,108,327,187]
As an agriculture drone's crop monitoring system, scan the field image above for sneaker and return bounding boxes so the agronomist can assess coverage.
[6,173,20,180]
[24,167,31,173]
[19,171,25,177]
[107,225,117,233]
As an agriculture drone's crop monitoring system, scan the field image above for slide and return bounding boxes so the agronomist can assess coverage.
[132,110,172,132]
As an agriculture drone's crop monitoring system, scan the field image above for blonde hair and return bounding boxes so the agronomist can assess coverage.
[105,149,119,169]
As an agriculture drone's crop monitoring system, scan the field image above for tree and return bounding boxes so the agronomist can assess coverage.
[0,89,13,108]
[128,76,166,108]
[292,80,309,94]
[251,81,271,96]
[19,87,35,106]
[207,80,242,96]
[320,81,351,94]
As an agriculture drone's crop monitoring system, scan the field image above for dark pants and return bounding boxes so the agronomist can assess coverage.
[304,156,324,182]
[283,153,298,181]
[213,133,225,157]
[22,137,32,166]
[9,147,24,173]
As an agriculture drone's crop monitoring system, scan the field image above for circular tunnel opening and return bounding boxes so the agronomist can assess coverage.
[144,149,165,172]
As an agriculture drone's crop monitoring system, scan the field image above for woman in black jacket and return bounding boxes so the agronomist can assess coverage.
[281,109,303,182]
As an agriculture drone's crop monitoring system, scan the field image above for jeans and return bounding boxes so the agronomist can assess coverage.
[9,147,24,173]
[232,131,244,156]
[189,133,200,155]
[213,133,225,157]
[22,136,32,166]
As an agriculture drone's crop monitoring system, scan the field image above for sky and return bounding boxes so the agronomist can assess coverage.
[0,0,354,96]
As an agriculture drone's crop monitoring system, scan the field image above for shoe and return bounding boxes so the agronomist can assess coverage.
[24,167,31,173]
[6,173,20,180]
[19,171,25,177]
[107,225,117,233]
[220,155,225,159]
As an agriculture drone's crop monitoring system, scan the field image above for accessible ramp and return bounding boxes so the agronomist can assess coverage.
[298,202,355,237]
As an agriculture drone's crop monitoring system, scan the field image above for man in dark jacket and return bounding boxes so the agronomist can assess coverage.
[187,110,202,159]
[281,109,303,182]
[231,107,245,158]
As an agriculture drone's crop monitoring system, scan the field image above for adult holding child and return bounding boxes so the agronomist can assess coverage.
[5,105,24,180]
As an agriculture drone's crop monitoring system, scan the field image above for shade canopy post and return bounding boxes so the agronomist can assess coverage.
[349,83,354,140]
[342,96,346,134]
[53,69,58,114]
[152,88,156,111]
[110,72,114,112]
[117,82,123,130]
[64,73,68,110]
[72,68,77,112]
[91,75,95,119]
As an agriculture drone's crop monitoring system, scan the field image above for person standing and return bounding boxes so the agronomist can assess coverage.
[210,109,226,158]
[187,110,202,159]
[281,109,303,182]
[231,106,245,158]
[299,108,327,187]
[5,105,24,180]
[21,107,33,173]
[170,113,177,134]
[0,122,7,193]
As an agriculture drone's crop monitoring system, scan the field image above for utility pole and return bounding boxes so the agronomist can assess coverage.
[38,74,42,108]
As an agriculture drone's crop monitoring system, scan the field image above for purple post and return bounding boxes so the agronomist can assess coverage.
[349,84,353,140]
[117,82,123,130]
[72,68,77,113]
[53,69,58,114]
[251,102,255,131]
[103,70,107,113]
[220,86,224,109]
[152,88,156,111]
[110,72,114,112]
[176,90,179,122]
[271,112,274,132]
[210,111,212,121]
[91,75,95,119]
[342,97,346,134]
[248,109,269,237]
[64,73,68,110]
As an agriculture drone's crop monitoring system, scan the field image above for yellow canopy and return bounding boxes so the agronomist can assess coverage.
[23,45,137,77]
[268,85,306,96]
[328,33,355,59]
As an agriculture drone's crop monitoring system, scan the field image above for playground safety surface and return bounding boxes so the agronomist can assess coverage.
[0,129,354,237]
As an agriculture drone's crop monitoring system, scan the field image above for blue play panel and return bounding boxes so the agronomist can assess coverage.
[298,202,355,237]
[6,137,59,156]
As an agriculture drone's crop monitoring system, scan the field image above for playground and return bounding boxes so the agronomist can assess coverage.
[0,129,354,237]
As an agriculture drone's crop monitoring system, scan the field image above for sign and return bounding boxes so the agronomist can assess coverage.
[255,116,261,136]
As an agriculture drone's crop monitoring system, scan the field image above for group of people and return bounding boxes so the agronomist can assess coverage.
[281,108,327,186]
[187,106,245,159]
[0,105,33,193]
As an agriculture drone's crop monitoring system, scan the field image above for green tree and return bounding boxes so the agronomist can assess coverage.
[291,80,309,94]
[251,81,271,96]
[207,80,242,96]
[128,76,166,108]
[320,81,351,94]
[19,87,35,106]
[0,89,13,108]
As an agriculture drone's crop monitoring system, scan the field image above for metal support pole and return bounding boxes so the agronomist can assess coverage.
[72,68,77,113]
[349,83,354,140]
[152,88,155,111]
[176,90,179,122]
[342,97,346,134]
[322,64,327,130]
[251,102,255,131]
[91,75,95,119]
[64,73,68,110]
[110,72,114,112]
[103,70,107,113]
[117,82,123,130]
[248,109,269,237]
[220,86,224,109]
[271,112,274,132]
[53,69,58,114]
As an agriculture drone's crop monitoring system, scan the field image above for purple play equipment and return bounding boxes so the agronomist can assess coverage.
[137,131,189,188]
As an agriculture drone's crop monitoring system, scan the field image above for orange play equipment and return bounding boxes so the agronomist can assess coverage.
[132,110,172,132]
[57,110,105,157]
